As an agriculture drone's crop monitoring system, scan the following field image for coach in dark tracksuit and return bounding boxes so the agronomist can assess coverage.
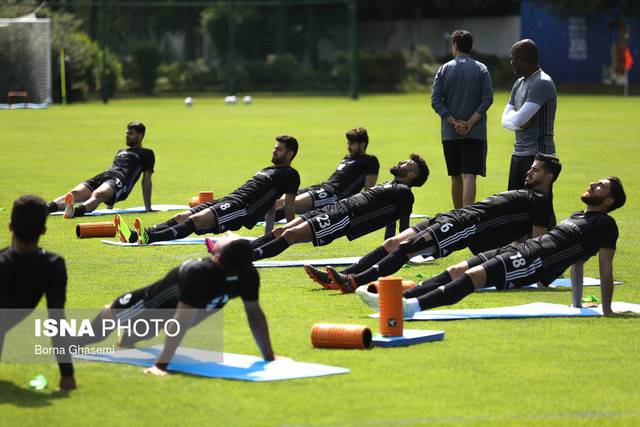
[432,29,493,209]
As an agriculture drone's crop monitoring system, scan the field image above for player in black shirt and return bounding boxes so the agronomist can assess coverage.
[47,122,155,218]
[0,195,77,390]
[249,154,429,261]
[271,128,379,219]
[308,153,561,293]
[356,177,626,317]
[119,135,300,245]
[74,237,279,375]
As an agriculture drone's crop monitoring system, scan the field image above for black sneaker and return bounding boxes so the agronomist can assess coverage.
[326,267,358,293]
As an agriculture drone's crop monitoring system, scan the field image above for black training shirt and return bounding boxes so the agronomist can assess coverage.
[109,147,155,191]
[323,154,379,197]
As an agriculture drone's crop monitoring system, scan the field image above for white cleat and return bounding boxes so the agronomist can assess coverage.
[355,286,380,311]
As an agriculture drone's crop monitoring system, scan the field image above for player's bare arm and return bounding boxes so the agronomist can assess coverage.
[570,261,584,308]
[142,170,153,211]
[598,248,615,315]
[243,300,275,361]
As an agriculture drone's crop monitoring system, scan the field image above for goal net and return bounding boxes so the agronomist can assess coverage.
[0,13,51,109]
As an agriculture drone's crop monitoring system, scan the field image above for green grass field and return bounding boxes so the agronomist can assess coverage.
[0,93,639,426]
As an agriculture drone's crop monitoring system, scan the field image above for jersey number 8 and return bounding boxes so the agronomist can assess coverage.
[509,253,526,268]
[219,203,231,211]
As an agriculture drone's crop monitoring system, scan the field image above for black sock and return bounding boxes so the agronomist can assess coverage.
[47,201,59,213]
[73,205,87,217]
[250,232,276,249]
[351,249,408,286]
[404,270,452,298]
[148,219,196,243]
[416,274,475,310]
[253,237,290,260]
[151,218,178,232]
[274,208,286,222]
[341,246,389,274]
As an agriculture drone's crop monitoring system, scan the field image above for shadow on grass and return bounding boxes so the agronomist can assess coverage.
[0,379,72,407]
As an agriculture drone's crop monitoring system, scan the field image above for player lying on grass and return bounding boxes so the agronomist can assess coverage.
[270,127,379,221]
[117,135,300,244]
[245,155,429,261]
[74,237,279,376]
[306,153,561,292]
[47,122,154,218]
[0,195,76,390]
[356,177,626,316]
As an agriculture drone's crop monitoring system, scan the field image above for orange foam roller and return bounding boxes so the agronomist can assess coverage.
[366,280,416,294]
[310,323,373,349]
[198,191,214,202]
[76,221,116,238]
[378,276,404,337]
[188,196,201,208]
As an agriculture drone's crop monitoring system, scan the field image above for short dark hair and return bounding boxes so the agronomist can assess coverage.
[451,30,473,54]
[276,135,298,160]
[346,127,369,148]
[127,121,146,137]
[514,39,538,65]
[535,153,562,183]
[606,176,626,212]
[11,194,48,244]
[218,239,254,272]
[409,153,429,187]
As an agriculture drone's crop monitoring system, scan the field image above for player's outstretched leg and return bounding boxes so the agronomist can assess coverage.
[114,214,135,243]
[303,265,338,290]
[63,192,75,218]
[403,273,476,317]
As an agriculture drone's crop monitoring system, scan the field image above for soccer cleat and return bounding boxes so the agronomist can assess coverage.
[355,286,380,311]
[204,238,216,255]
[133,217,149,244]
[114,214,133,243]
[402,298,420,318]
[326,267,358,293]
[303,265,339,290]
[63,192,74,218]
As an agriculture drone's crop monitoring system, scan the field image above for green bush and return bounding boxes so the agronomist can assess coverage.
[156,59,218,92]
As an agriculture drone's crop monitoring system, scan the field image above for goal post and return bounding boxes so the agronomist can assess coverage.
[0,13,51,109]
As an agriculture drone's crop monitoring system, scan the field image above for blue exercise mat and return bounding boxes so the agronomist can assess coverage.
[50,204,188,216]
[370,302,640,321]
[372,329,444,347]
[75,346,349,381]
[477,277,622,291]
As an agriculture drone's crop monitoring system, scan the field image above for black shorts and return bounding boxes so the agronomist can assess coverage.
[407,216,476,259]
[442,138,487,177]
[190,198,247,234]
[111,278,179,320]
[83,171,128,205]
[302,204,351,247]
[507,154,536,190]
[298,185,338,209]
[476,248,544,290]
[411,217,436,233]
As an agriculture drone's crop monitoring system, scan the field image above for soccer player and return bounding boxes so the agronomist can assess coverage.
[306,153,561,293]
[119,135,300,244]
[47,122,154,218]
[249,155,429,261]
[432,30,493,208]
[502,39,557,192]
[271,127,379,219]
[75,237,279,375]
[357,178,626,317]
[0,195,77,390]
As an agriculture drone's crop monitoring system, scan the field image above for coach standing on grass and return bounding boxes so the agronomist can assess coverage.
[431,30,493,209]
[502,39,557,191]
